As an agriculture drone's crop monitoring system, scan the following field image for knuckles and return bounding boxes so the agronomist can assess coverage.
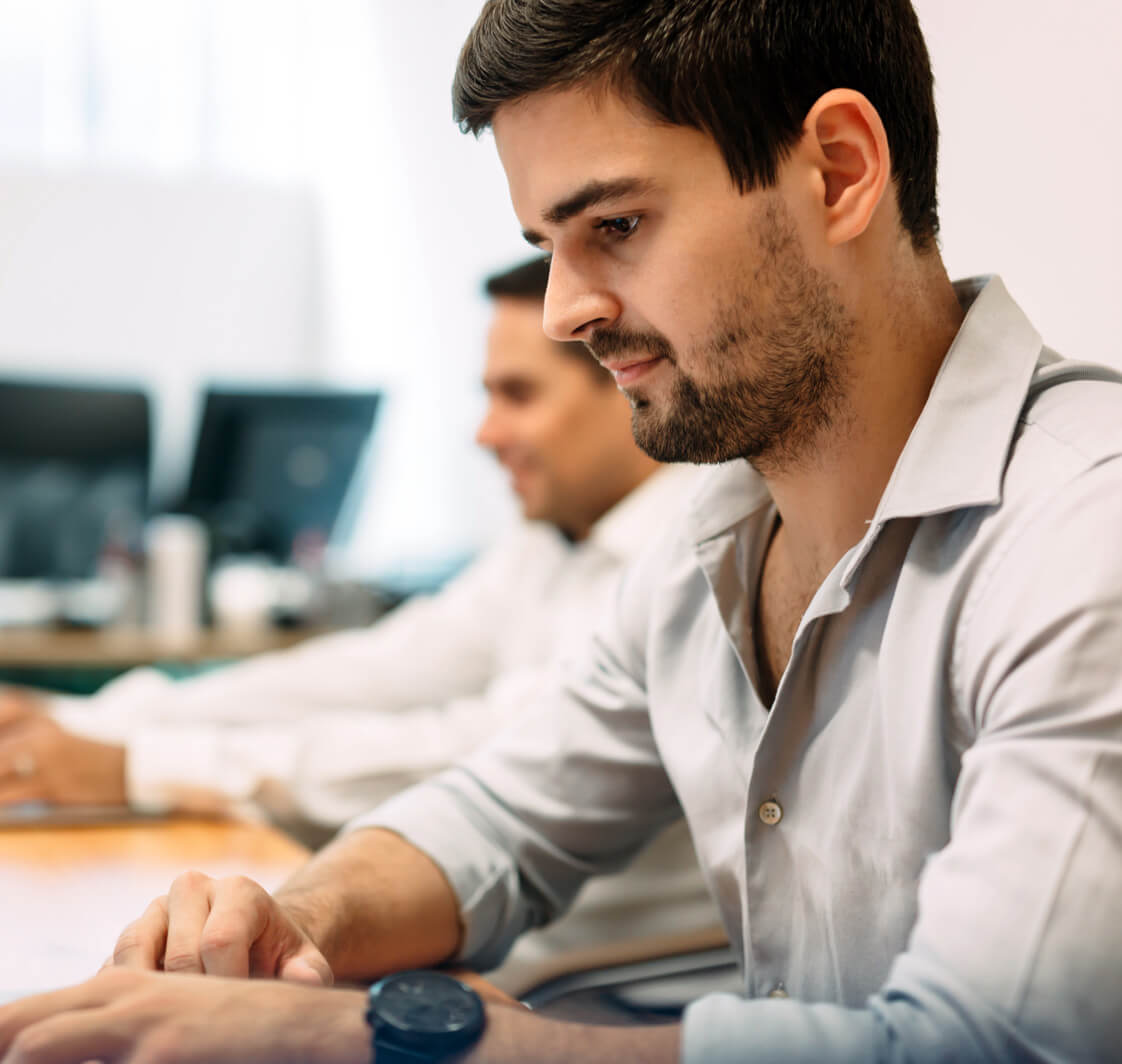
[220,874,269,900]
[161,950,204,975]
[171,869,215,894]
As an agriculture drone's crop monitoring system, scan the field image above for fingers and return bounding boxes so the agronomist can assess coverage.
[196,877,273,979]
[200,877,325,981]
[2,1008,129,1064]
[278,952,333,987]
[2,971,365,1064]
[112,896,171,971]
[110,872,327,983]
[114,873,307,980]
[0,975,120,1057]
[162,873,220,975]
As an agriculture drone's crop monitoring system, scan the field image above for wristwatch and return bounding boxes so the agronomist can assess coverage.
[365,970,486,1063]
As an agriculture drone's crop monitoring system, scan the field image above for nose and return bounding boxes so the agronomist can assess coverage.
[475,400,504,452]
[542,252,621,342]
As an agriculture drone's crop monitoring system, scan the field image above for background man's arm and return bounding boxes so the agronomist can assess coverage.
[0,532,534,812]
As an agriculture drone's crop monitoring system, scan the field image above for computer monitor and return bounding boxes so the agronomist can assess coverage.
[179,386,381,562]
[0,378,150,579]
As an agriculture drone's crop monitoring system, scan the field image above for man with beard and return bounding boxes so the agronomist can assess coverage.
[2,1,1120,1062]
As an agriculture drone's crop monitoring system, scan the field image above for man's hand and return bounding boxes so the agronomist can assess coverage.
[0,967,369,1064]
[111,870,335,985]
[0,967,681,1064]
[111,828,463,988]
[0,688,127,807]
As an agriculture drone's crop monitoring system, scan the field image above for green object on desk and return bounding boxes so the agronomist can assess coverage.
[0,660,222,696]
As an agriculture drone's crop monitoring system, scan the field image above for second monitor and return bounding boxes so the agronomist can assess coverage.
[179,386,381,563]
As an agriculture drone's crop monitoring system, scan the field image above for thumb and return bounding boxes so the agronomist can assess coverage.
[279,951,334,987]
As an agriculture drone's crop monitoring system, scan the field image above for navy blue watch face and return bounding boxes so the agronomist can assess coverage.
[373,972,484,1038]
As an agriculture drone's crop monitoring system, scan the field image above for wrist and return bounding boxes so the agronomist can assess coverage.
[299,986,373,1064]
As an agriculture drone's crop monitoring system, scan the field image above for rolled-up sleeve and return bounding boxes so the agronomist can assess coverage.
[347,560,684,971]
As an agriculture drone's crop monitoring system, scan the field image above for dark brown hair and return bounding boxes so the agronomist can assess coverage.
[455,0,939,252]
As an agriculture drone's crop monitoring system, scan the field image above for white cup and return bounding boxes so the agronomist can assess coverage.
[145,515,208,646]
[209,559,276,635]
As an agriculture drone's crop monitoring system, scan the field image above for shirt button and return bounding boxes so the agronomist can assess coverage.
[758,799,783,826]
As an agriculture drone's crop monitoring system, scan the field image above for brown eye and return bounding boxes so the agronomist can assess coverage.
[595,215,640,238]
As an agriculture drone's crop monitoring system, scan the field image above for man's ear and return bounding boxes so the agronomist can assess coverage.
[801,89,891,247]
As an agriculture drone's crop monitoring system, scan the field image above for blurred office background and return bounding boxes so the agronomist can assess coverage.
[0,0,1119,600]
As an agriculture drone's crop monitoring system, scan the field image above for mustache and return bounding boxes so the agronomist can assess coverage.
[584,327,676,364]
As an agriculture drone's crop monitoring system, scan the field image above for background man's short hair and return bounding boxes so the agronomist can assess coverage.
[484,255,551,301]
[484,256,612,383]
[456,0,939,253]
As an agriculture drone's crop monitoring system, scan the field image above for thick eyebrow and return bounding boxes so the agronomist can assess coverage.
[521,178,656,246]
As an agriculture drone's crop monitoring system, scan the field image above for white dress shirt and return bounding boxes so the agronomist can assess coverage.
[357,277,1122,1061]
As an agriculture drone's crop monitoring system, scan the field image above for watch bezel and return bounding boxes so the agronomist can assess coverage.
[366,970,486,1059]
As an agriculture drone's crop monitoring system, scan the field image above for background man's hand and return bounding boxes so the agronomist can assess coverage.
[0,687,127,807]
[0,967,369,1064]
[111,870,334,985]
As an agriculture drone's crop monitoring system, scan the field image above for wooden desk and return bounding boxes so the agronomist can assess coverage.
[0,816,309,997]
[0,627,322,669]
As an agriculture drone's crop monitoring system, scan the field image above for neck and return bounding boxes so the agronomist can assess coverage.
[762,251,964,577]
[563,453,662,542]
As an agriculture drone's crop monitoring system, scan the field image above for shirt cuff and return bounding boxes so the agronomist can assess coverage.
[124,728,253,815]
[681,993,879,1064]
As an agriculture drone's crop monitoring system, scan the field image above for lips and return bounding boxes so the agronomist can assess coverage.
[600,355,664,386]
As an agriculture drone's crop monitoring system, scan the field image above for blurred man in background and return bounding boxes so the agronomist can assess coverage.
[0,255,716,991]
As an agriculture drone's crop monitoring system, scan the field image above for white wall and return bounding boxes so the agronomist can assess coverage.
[0,168,324,502]
[327,0,532,578]
[916,0,1122,367]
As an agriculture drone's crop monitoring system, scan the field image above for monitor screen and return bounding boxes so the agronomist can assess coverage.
[0,379,150,579]
[180,387,381,562]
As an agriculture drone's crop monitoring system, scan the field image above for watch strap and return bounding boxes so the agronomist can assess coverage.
[374,1045,431,1064]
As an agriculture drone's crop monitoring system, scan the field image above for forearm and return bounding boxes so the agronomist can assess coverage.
[275,826,463,981]
[460,1008,680,1064]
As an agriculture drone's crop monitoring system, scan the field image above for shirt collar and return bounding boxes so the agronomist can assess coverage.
[872,274,1041,524]
[684,275,1044,549]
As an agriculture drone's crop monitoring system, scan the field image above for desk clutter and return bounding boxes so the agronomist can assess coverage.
[0,377,385,639]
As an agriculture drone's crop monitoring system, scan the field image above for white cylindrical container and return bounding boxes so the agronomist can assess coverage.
[209,559,275,635]
[145,514,208,646]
